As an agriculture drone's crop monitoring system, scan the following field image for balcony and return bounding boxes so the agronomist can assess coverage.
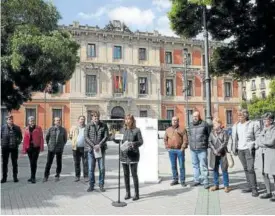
[250,85,256,91]
[113,93,123,98]
[259,83,266,89]
[138,94,148,98]
[85,92,97,97]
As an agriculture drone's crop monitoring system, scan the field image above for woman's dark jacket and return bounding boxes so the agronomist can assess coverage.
[113,127,143,163]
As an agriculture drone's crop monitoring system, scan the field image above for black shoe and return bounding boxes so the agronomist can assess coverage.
[31,178,36,184]
[1,178,7,183]
[260,193,272,199]
[181,182,187,187]
[28,178,32,182]
[132,194,139,201]
[84,177,89,182]
[55,176,60,182]
[87,187,94,192]
[270,194,275,202]
[191,182,201,187]
[170,180,179,186]
[13,177,19,183]
[43,177,48,183]
[74,177,80,182]
[124,192,131,200]
[242,188,252,193]
[99,186,106,192]
[252,189,259,197]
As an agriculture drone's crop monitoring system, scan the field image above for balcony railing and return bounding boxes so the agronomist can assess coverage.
[259,83,266,89]
[251,85,257,91]
[85,92,97,97]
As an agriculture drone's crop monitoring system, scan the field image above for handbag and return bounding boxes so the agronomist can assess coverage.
[226,152,234,168]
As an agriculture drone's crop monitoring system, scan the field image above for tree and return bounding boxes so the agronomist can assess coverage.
[1,0,79,111]
[168,0,275,79]
[241,80,275,119]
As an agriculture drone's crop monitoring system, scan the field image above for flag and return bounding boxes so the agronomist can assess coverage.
[114,74,119,89]
[118,75,122,90]
[123,71,127,92]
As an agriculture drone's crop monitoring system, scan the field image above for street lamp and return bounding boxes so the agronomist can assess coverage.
[202,4,212,125]
[183,50,190,130]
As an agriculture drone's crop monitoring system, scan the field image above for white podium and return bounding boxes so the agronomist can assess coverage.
[135,117,161,184]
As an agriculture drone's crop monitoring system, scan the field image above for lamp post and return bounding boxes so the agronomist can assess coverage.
[202,4,212,125]
[183,51,190,130]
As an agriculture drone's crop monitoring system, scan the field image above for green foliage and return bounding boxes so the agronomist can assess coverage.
[1,0,79,111]
[168,0,275,79]
[246,80,275,119]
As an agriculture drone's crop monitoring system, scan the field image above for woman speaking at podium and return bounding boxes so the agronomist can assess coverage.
[113,114,143,201]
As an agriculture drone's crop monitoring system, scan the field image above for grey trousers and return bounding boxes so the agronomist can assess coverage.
[238,149,257,189]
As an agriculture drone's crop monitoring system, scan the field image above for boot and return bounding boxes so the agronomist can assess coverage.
[224,187,231,193]
[13,175,19,183]
[132,177,139,201]
[1,177,7,184]
[124,174,131,200]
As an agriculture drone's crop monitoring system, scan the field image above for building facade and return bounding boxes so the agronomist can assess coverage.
[243,77,272,101]
[1,21,242,131]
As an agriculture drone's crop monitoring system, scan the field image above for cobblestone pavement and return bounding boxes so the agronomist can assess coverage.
[1,141,275,215]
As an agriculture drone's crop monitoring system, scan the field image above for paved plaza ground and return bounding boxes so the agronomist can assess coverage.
[1,140,275,215]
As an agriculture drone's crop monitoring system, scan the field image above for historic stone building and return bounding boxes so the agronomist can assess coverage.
[2,20,242,131]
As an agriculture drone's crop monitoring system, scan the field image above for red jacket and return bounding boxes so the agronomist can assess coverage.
[22,126,44,153]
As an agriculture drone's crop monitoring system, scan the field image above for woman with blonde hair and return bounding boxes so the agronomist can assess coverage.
[113,114,143,201]
[209,117,231,193]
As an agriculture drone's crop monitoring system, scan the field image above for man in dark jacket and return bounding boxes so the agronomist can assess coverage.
[1,115,22,183]
[43,117,67,182]
[85,111,109,192]
[188,111,211,189]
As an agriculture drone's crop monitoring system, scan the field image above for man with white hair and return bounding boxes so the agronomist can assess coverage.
[231,109,260,197]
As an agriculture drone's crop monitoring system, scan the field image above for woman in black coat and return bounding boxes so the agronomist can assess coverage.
[114,114,143,201]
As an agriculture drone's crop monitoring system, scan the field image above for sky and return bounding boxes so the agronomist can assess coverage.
[52,0,178,37]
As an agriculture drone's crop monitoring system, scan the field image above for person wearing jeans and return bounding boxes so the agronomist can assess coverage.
[164,116,188,187]
[209,117,231,193]
[231,109,260,197]
[69,115,88,182]
[85,111,109,192]
[188,111,211,189]
[22,116,44,184]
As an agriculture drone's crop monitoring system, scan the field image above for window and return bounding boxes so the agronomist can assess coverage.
[114,75,123,94]
[260,78,266,89]
[140,110,148,117]
[187,80,193,96]
[251,80,256,90]
[52,109,62,126]
[187,110,193,125]
[87,43,96,57]
[166,110,174,120]
[139,48,146,60]
[138,77,148,95]
[57,83,63,94]
[165,52,172,64]
[87,110,92,124]
[226,110,233,125]
[1,108,8,125]
[225,82,232,97]
[86,75,97,96]
[25,108,36,126]
[252,92,257,99]
[166,79,174,96]
[183,48,191,65]
[261,91,266,99]
[114,46,122,59]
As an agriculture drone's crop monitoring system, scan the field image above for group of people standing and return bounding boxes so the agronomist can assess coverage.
[164,109,275,202]
[1,109,275,203]
[1,111,143,202]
